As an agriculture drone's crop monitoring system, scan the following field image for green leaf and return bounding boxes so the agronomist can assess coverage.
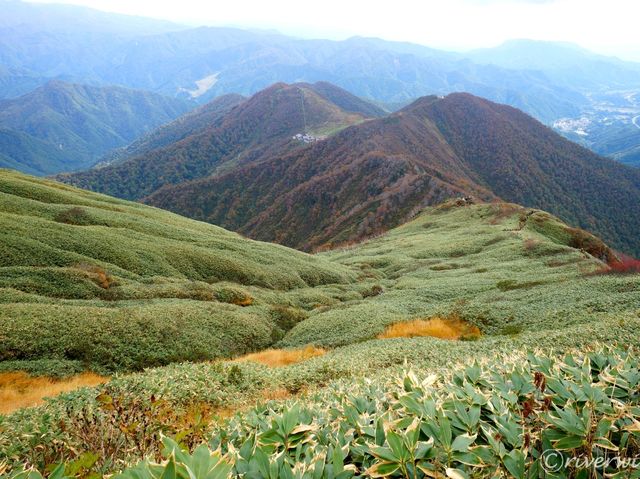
[451,433,477,453]
[332,446,344,475]
[160,456,177,479]
[375,417,386,446]
[369,446,399,463]
[595,418,612,439]
[386,430,408,461]
[553,435,584,450]
[446,468,469,479]
[48,465,68,479]
[502,450,525,479]
[366,462,400,478]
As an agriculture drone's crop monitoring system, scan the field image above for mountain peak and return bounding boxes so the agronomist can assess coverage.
[59,81,380,199]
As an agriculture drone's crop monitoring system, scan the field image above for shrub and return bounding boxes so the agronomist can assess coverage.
[0,359,85,378]
[523,238,540,252]
[500,324,523,336]
[567,227,613,262]
[213,287,253,306]
[0,302,273,372]
[595,253,640,275]
[11,348,639,479]
[487,203,524,224]
[361,284,384,298]
[496,279,545,291]
[430,263,459,271]
[54,207,93,226]
[269,306,308,342]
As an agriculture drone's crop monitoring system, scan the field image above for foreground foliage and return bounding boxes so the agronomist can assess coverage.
[3,347,639,478]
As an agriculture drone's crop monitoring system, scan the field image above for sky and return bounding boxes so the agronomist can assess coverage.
[28,0,640,61]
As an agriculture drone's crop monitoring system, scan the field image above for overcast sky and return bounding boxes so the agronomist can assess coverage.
[28,0,640,61]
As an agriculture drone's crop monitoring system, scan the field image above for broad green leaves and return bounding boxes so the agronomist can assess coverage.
[3,348,640,478]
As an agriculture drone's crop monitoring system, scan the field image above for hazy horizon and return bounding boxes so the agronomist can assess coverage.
[23,0,640,62]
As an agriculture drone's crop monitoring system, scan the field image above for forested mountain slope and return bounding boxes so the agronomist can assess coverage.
[0,81,192,174]
[58,82,375,198]
[141,90,640,255]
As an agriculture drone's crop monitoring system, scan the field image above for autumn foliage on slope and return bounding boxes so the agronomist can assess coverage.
[146,92,640,254]
[58,83,371,200]
[58,83,640,255]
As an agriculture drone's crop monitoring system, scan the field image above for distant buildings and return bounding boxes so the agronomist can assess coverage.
[292,132,325,144]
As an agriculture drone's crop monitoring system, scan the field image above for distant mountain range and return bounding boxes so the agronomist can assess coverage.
[0,80,192,175]
[1,1,638,166]
[59,82,640,256]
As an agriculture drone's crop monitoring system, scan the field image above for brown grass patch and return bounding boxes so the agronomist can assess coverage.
[234,345,326,367]
[0,371,108,414]
[261,387,294,401]
[487,203,524,225]
[378,316,481,341]
[75,263,115,289]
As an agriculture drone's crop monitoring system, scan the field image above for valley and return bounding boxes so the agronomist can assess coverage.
[0,81,193,175]
[554,89,640,166]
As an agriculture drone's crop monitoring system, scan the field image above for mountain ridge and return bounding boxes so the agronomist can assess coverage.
[148,89,640,253]
[57,82,377,198]
[58,83,640,255]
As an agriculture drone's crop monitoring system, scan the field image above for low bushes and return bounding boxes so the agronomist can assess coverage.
[361,284,384,298]
[496,279,545,292]
[1,170,356,290]
[269,305,308,342]
[213,286,253,306]
[2,316,640,473]
[0,302,273,372]
[599,253,640,275]
[54,207,94,226]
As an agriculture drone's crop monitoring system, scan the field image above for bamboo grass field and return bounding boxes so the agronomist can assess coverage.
[1,170,639,477]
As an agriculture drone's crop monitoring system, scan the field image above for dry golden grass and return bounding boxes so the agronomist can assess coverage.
[234,345,326,367]
[0,371,108,414]
[261,387,295,401]
[378,316,481,341]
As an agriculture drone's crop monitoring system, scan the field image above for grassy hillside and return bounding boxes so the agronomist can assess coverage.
[1,173,639,475]
[279,202,631,348]
[0,81,192,175]
[0,170,354,372]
